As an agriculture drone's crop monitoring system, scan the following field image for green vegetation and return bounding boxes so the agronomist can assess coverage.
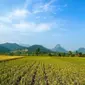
[0,46,10,54]
[0,43,85,57]
[0,43,26,51]
[1,56,85,85]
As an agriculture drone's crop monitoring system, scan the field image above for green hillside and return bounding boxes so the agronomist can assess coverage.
[0,46,10,53]
[28,45,52,53]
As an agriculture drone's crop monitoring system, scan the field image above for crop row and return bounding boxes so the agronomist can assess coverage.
[0,58,85,85]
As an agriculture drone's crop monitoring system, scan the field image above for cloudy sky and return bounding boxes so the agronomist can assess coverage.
[0,0,85,50]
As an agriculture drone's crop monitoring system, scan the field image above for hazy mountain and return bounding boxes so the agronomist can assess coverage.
[20,44,30,47]
[28,45,52,53]
[0,43,27,51]
[0,45,10,53]
[52,44,67,53]
[77,48,85,53]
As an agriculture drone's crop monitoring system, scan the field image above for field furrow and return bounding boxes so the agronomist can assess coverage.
[0,56,85,85]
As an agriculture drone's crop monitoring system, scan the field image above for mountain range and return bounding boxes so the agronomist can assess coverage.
[0,43,85,53]
[28,45,52,53]
[19,44,30,47]
[52,44,67,53]
[0,45,10,53]
[0,43,26,51]
[77,48,85,54]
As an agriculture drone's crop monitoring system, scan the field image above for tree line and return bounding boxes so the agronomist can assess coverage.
[4,48,85,57]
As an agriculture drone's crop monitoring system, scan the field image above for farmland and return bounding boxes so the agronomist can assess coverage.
[0,56,23,61]
[0,56,85,85]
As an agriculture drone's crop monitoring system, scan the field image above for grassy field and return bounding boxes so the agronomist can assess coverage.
[0,56,85,85]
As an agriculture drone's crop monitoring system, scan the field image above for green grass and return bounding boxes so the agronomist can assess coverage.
[0,56,85,85]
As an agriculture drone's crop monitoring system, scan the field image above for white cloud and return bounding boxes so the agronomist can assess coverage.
[32,0,56,14]
[8,9,31,20]
[0,16,11,23]
[24,0,67,15]
[12,9,29,17]
[0,8,68,35]
[42,0,56,12]
[35,23,52,32]
[33,10,42,14]
[24,0,32,9]
[0,7,54,34]
[13,21,52,32]
[0,8,31,24]
[0,0,68,36]
[32,3,43,14]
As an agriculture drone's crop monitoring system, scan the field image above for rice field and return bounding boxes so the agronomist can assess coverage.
[0,55,23,61]
[0,56,85,85]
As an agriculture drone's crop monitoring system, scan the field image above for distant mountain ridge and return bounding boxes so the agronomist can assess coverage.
[0,45,10,53]
[52,44,67,53]
[0,43,27,51]
[27,45,52,53]
[0,43,85,54]
[0,43,52,53]
[19,44,30,47]
[77,48,85,54]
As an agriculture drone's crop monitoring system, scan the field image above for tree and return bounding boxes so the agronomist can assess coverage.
[78,52,82,57]
[75,51,79,56]
[48,53,52,56]
[35,48,40,56]
[68,51,72,57]
[57,52,61,57]
[62,53,66,57]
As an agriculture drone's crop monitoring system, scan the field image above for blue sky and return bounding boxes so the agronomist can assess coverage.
[0,0,85,50]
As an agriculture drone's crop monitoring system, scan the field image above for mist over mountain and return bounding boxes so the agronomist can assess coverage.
[52,44,67,53]
[77,48,85,54]
[19,44,30,47]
